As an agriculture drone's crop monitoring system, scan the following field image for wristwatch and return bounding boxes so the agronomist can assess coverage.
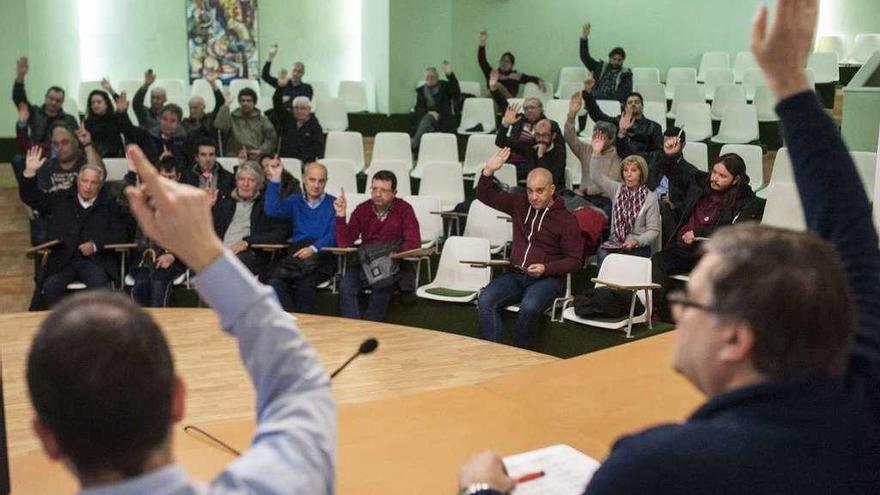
[459,483,505,495]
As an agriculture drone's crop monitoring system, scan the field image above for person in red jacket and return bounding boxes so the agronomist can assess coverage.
[334,170,421,321]
[476,148,585,348]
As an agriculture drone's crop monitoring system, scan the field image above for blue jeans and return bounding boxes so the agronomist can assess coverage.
[130,264,183,307]
[596,245,652,270]
[268,271,321,313]
[42,256,112,307]
[477,272,563,348]
[339,267,395,322]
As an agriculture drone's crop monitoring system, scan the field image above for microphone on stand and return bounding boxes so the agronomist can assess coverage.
[330,338,379,379]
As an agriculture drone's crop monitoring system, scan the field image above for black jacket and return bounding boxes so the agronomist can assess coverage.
[181,163,236,198]
[84,113,124,158]
[644,152,700,210]
[272,86,325,162]
[117,111,192,170]
[414,73,461,132]
[212,193,291,246]
[583,90,663,156]
[12,81,79,144]
[497,124,567,190]
[19,175,128,279]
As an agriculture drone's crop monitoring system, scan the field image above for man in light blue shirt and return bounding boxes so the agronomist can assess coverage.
[25,145,335,494]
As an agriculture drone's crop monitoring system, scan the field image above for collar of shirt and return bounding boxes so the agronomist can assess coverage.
[303,193,326,209]
[78,194,96,209]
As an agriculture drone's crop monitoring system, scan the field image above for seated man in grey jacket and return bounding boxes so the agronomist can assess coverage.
[564,118,621,217]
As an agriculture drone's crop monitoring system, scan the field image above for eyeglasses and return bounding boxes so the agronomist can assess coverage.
[371,187,394,194]
[667,290,717,314]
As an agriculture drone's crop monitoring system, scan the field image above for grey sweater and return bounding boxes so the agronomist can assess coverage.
[564,115,621,196]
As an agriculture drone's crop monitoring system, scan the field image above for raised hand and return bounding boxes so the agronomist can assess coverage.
[116,91,129,113]
[488,69,500,91]
[265,154,283,180]
[76,123,92,147]
[442,60,452,75]
[100,77,113,93]
[479,30,488,46]
[663,135,683,156]
[751,0,816,100]
[591,133,607,154]
[204,67,219,86]
[268,43,279,60]
[15,56,28,81]
[24,146,47,177]
[483,147,511,175]
[502,104,521,127]
[144,68,156,86]
[568,92,583,117]
[618,108,635,135]
[333,187,347,217]
[276,69,289,87]
[17,102,29,123]
[581,22,592,39]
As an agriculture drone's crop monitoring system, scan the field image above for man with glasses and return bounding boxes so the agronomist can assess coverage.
[457,1,880,493]
[215,87,277,159]
[579,23,632,104]
[497,102,566,190]
[333,171,420,321]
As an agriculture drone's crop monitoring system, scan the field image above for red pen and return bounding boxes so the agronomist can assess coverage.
[515,470,545,483]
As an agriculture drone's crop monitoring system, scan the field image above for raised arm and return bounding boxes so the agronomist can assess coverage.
[12,57,29,107]
[582,83,617,125]
[579,24,602,72]
[564,93,592,162]
[477,31,492,79]
[475,148,518,216]
[751,0,880,376]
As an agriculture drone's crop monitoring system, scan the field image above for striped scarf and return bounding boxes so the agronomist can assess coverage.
[608,185,648,246]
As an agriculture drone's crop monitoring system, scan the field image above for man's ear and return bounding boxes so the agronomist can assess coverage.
[33,417,63,461]
[717,322,755,365]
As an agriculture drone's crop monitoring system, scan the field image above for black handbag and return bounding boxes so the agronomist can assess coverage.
[573,286,645,319]
[357,240,401,289]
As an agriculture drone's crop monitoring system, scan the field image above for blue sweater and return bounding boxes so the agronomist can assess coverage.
[263,181,336,250]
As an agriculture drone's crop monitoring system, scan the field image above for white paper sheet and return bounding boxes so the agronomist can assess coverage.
[503,444,601,495]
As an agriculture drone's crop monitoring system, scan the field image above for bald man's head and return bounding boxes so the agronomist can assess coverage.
[526,167,555,209]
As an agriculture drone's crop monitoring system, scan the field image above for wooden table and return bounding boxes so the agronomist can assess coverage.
[0,310,703,494]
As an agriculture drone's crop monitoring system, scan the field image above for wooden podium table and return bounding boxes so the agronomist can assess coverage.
[0,310,702,494]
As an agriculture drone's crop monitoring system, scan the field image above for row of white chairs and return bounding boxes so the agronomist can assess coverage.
[816,33,880,65]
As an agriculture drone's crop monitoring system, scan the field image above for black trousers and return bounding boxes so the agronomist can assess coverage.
[651,244,700,322]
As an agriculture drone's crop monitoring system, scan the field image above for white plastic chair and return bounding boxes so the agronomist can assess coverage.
[816,35,846,62]
[597,99,622,117]
[462,134,500,175]
[556,82,585,103]
[562,254,657,338]
[741,68,767,101]
[807,52,840,84]
[282,157,303,182]
[543,99,571,129]
[634,83,666,104]
[154,79,187,99]
[370,132,412,169]
[103,158,130,182]
[664,67,698,99]
[768,147,793,185]
[753,86,779,122]
[733,51,757,83]
[412,132,458,179]
[403,194,444,282]
[338,80,369,112]
[309,80,332,111]
[457,97,496,135]
[522,82,553,103]
[632,67,660,85]
[462,199,512,256]
[697,52,730,82]
[324,131,365,172]
[760,182,806,231]
[720,144,765,191]
[366,160,412,196]
[321,158,358,195]
[77,81,104,114]
[711,104,759,144]
[556,67,590,97]
[675,103,716,143]
[216,157,238,173]
[667,84,707,120]
[682,141,709,170]
[458,80,483,97]
[190,77,221,113]
[418,161,464,211]
[643,101,667,131]
[416,236,491,303]
[849,33,880,64]
[851,151,877,197]
[472,164,518,190]
[229,79,261,110]
[702,68,735,101]
[710,84,747,120]
[315,97,348,132]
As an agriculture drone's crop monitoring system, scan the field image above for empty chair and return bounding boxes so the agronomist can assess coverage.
[596,99,622,118]
[457,97,496,135]
[741,68,767,101]
[315,97,348,132]
[543,99,571,128]
[849,33,880,64]
[370,132,412,170]
[767,147,793,186]
[667,84,707,119]
[190,77,221,113]
[711,104,759,144]
[632,67,660,85]
[634,82,666,104]
[412,132,458,179]
[682,141,709,170]
[562,253,656,338]
[416,236,491,303]
[556,82,584,101]
[760,182,805,231]
[505,98,524,111]
[753,86,779,122]
[462,134,500,175]
[850,151,877,197]
[803,67,816,89]
[522,82,553,103]
[323,131,365,172]
[229,78,261,110]
[418,161,464,211]
[154,79,187,99]
[309,80,332,110]
[216,157,238,173]
[404,194,444,250]
[472,163,518,190]
[102,158,130,182]
[816,35,846,62]
[337,80,369,112]
[282,157,303,182]
[665,67,698,99]
[697,51,730,82]
[366,160,412,196]
[733,51,757,83]
[462,199,512,255]
[458,80,483,97]
[720,144,765,190]
[675,103,713,142]
[321,158,358,195]
[710,84,747,120]
[556,67,590,97]
[807,52,840,84]
[702,68,735,100]
[642,101,667,131]
[77,80,104,113]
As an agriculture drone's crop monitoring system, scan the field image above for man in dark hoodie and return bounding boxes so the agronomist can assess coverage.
[652,151,765,321]
[476,147,585,348]
[116,92,191,169]
[579,23,633,104]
